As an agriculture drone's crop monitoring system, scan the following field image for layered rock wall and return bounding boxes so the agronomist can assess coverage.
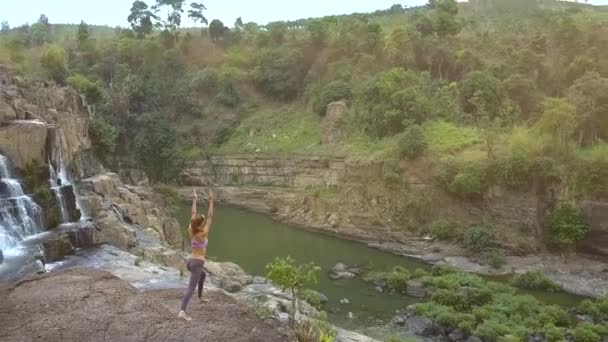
[181,155,346,188]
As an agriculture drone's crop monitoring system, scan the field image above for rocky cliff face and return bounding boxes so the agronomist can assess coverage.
[181,154,345,188]
[78,173,183,251]
[0,64,96,176]
[180,154,608,257]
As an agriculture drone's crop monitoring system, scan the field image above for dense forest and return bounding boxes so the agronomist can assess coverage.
[1,0,607,199]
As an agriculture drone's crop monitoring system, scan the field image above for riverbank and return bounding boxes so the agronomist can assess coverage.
[174,186,608,299]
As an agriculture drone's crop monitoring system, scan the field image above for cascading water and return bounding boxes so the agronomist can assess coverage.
[0,154,43,253]
[54,130,87,221]
[48,161,69,224]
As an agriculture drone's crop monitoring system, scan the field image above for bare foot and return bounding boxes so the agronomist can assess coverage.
[178,310,192,321]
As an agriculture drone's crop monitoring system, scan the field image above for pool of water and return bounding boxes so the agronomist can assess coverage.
[176,204,584,330]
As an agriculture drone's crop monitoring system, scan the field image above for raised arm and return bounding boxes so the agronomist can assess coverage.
[204,190,214,234]
[190,189,198,221]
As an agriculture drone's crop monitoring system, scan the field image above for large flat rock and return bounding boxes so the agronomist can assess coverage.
[0,268,294,342]
[0,120,51,170]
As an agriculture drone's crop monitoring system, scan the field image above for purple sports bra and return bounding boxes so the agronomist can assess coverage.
[191,239,208,249]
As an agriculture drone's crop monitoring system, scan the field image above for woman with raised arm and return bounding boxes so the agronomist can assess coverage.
[178,189,214,321]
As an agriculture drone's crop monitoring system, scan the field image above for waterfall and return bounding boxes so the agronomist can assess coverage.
[55,129,88,221]
[48,160,58,187]
[0,154,43,252]
[52,187,69,224]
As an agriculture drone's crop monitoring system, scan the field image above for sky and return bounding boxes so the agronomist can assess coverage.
[1,0,608,28]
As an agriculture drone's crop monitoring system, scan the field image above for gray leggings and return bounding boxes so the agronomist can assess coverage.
[180,259,206,311]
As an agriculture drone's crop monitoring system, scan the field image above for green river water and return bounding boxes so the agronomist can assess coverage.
[177,204,583,330]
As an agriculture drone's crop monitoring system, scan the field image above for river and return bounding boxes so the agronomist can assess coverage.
[176,204,584,331]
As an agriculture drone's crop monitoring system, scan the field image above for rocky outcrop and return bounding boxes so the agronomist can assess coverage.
[0,100,16,122]
[0,268,295,342]
[322,101,348,145]
[176,186,298,214]
[0,64,91,174]
[180,155,345,188]
[79,173,182,250]
[0,120,51,170]
[580,201,608,256]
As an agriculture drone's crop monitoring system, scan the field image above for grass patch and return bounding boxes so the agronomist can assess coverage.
[215,105,323,154]
[423,121,482,156]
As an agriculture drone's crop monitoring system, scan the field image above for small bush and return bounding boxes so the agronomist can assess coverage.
[364,266,410,293]
[430,220,457,240]
[89,118,117,158]
[191,67,220,94]
[300,289,323,309]
[216,82,240,107]
[573,323,602,342]
[386,266,411,293]
[510,271,561,292]
[463,226,492,252]
[577,297,608,323]
[254,305,273,319]
[449,163,486,198]
[40,45,69,84]
[486,249,506,269]
[430,264,457,276]
[152,184,180,210]
[67,74,102,104]
[574,144,608,199]
[413,268,428,279]
[399,125,428,159]
[313,80,352,115]
[383,158,400,184]
[545,204,590,255]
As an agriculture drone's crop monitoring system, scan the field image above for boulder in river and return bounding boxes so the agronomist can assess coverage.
[527,332,546,342]
[406,280,427,298]
[406,316,439,337]
[449,329,466,342]
[339,298,350,305]
[252,276,267,284]
[329,262,360,280]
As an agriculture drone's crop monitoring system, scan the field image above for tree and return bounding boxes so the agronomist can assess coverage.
[40,45,68,84]
[385,26,410,67]
[1,21,9,34]
[188,2,208,26]
[127,1,158,38]
[208,19,224,43]
[535,98,577,150]
[38,14,50,26]
[77,20,91,51]
[253,47,308,100]
[545,204,589,256]
[89,118,117,158]
[153,0,186,33]
[265,257,320,323]
[307,19,328,48]
[234,17,244,30]
[459,70,506,118]
[266,22,288,45]
[566,72,608,146]
[359,68,432,137]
